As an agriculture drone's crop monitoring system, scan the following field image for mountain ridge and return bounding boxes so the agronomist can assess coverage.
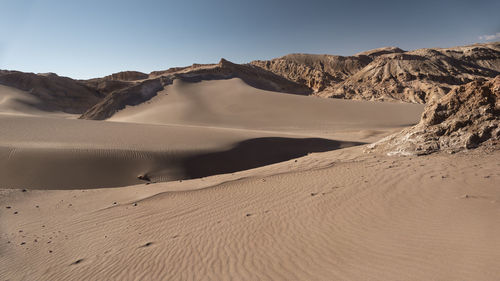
[1,42,499,118]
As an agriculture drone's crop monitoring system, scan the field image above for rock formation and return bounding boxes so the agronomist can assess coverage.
[368,76,500,155]
[251,53,374,92]
[2,42,499,119]
[79,78,165,120]
[102,71,148,81]
[252,42,500,103]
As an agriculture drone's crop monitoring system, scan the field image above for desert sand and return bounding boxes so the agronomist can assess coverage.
[1,52,499,280]
[0,78,422,189]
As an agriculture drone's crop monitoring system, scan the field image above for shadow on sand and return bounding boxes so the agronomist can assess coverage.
[182,137,364,179]
[0,137,364,189]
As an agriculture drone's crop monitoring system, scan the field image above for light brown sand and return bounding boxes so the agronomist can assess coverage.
[0,115,360,188]
[1,78,498,280]
[1,147,499,280]
[110,78,423,134]
[0,78,422,189]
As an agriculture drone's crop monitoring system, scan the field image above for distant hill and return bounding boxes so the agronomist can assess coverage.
[0,70,103,114]
[1,42,498,118]
[252,42,500,103]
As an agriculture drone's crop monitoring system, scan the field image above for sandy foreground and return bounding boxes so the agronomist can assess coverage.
[1,79,499,280]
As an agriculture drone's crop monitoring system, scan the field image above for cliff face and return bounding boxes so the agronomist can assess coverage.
[251,53,374,92]
[252,43,500,103]
[369,76,500,155]
[103,71,148,81]
[80,78,165,120]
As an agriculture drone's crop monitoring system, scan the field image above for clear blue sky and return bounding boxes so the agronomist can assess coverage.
[1,0,499,79]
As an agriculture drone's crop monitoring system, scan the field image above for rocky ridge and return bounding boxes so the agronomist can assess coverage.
[368,75,500,155]
[252,42,500,103]
[79,58,311,120]
[0,70,103,114]
[2,42,499,120]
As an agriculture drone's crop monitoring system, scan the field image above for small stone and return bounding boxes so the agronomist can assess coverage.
[137,174,151,182]
[71,259,84,265]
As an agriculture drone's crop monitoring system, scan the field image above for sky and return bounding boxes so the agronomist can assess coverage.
[0,0,499,79]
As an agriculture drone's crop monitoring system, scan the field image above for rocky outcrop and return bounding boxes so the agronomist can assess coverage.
[368,76,500,155]
[251,54,373,92]
[80,78,166,120]
[323,46,500,103]
[82,79,133,97]
[0,70,103,114]
[103,71,148,81]
[252,42,500,103]
[149,59,311,95]
[81,71,149,97]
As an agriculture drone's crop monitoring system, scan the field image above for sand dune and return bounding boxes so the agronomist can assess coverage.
[1,146,498,280]
[0,115,359,189]
[0,79,422,189]
[1,48,498,280]
[109,78,423,133]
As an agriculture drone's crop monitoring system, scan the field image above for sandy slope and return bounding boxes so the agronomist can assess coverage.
[109,78,423,133]
[2,78,498,280]
[0,85,76,118]
[0,79,422,189]
[0,115,361,189]
[1,146,499,280]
